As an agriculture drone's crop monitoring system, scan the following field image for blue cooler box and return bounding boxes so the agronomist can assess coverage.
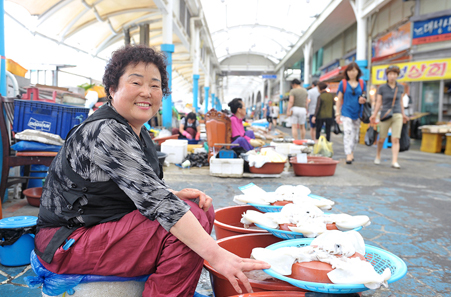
[0,216,37,266]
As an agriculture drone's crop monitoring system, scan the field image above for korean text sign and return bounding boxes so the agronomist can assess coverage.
[412,15,451,45]
[372,59,451,85]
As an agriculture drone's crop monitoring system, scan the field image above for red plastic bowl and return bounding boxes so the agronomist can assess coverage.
[214,205,268,240]
[293,140,308,145]
[290,157,339,177]
[249,162,285,174]
[204,234,307,297]
[23,187,42,207]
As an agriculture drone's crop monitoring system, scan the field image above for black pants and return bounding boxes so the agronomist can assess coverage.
[316,118,334,141]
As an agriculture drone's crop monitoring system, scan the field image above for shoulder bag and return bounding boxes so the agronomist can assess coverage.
[380,86,397,122]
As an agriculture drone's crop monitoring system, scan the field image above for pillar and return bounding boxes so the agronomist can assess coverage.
[351,0,369,82]
[279,67,284,115]
[303,39,312,88]
[139,24,149,46]
[193,75,199,112]
[161,0,174,129]
[1,0,6,206]
[204,86,210,113]
[211,93,215,110]
[192,25,200,112]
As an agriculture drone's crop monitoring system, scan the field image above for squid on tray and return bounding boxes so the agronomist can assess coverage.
[251,230,391,290]
[233,185,335,210]
[241,203,371,238]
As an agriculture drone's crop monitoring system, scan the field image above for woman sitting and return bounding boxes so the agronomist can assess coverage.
[228,98,262,151]
[34,45,269,297]
[173,112,200,140]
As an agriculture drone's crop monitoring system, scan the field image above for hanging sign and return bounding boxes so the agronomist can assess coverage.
[372,58,451,85]
[412,15,451,45]
[374,22,411,58]
[262,75,277,79]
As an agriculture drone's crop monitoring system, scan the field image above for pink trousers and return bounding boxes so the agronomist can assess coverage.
[36,200,215,297]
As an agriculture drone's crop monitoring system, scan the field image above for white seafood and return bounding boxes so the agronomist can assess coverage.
[241,204,371,238]
[240,210,279,229]
[251,231,391,290]
[234,184,335,210]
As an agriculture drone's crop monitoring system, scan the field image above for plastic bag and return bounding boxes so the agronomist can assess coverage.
[399,123,410,152]
[0,226,36,246]
[25,251,149,296]
[365,126,377,146]
[11,141,62,152]
[359,102,372,124]
[15,129,64,146]
[313,135,333,157]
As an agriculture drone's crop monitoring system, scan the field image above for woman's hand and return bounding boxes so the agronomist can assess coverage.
[358,96,366,104]
[208,248,270,294]
[312,116,316,124]
[286,109,293,116]
[173,188,212,212]
[369,114,376,125]
[335,115,342,124]
[402,114,409,124]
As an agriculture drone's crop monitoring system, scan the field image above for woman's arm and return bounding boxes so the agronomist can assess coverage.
[314,95,321,118]
[370,94,383,125]
[170,212,270,294]
[335,92,343,124]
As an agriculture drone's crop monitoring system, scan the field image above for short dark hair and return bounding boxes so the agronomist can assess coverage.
[318,81,328,91]
[385,65,401,75]
[186,112,197,121]
[292,79,301,86]
[312,80,319,86]
[343,62,362,81]
[228,98,243,114]
[103,45,170,98]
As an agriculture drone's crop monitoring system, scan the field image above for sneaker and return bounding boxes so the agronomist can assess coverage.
[374,158,381,165]
[391,162,401,169]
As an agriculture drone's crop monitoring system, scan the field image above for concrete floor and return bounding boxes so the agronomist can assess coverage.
[1,128,450,297]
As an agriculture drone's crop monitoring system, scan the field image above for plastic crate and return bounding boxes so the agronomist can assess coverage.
[12,99,89,139]
[218,150,237,159]
[210,156,243,177]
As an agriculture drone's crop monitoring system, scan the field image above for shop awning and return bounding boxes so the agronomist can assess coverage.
[319,65,346,82]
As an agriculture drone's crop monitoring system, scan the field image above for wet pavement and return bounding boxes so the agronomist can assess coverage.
[1,129,450,296]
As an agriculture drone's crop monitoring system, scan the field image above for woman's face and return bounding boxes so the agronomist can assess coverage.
[387,71,399,83]
[238,101,246,117]
[347,68,358,80]
[110,62,163,134]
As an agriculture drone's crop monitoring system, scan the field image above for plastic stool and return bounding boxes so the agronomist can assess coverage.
[382,131,392,149]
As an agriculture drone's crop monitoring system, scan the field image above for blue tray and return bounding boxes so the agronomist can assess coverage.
[262,238,407,294]
[248,194,330,213]
[254,223,362,240]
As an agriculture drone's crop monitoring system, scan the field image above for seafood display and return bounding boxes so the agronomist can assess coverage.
[234,184,335,210]
[251,231,392,290]
[241,203,371,238]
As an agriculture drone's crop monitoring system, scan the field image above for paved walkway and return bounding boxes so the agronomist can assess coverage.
[1,129,450,296]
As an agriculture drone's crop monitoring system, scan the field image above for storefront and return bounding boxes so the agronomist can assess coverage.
[372,58,451,125]
[408,11,451,125]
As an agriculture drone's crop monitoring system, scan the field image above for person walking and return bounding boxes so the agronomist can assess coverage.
[370,65,409,169]
[336,62,367,164]
[307,80,320,140]
[287,79,308,140]
[312,82,335,141]
[270,102,279,129]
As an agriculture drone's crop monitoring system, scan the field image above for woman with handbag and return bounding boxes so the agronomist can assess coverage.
[335,62,367,164]
[370,65,409,169]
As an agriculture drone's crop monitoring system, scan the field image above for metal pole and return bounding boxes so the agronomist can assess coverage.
[161,0,173,129]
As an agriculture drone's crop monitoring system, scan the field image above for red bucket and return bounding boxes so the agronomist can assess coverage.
[204,234,307,297]
[214,205,268,240]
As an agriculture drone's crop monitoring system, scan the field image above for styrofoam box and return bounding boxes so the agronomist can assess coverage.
[161,139,188,164]
[269,142,291,156]
[210,156,244,178]
[289,144,307,155]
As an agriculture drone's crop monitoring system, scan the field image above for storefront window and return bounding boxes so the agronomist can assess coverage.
[421,81,440,125]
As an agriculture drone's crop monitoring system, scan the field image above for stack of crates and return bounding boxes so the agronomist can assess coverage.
[12,99,90,140]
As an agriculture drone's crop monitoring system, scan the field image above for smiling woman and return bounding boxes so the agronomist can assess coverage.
[31,45,270,297]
